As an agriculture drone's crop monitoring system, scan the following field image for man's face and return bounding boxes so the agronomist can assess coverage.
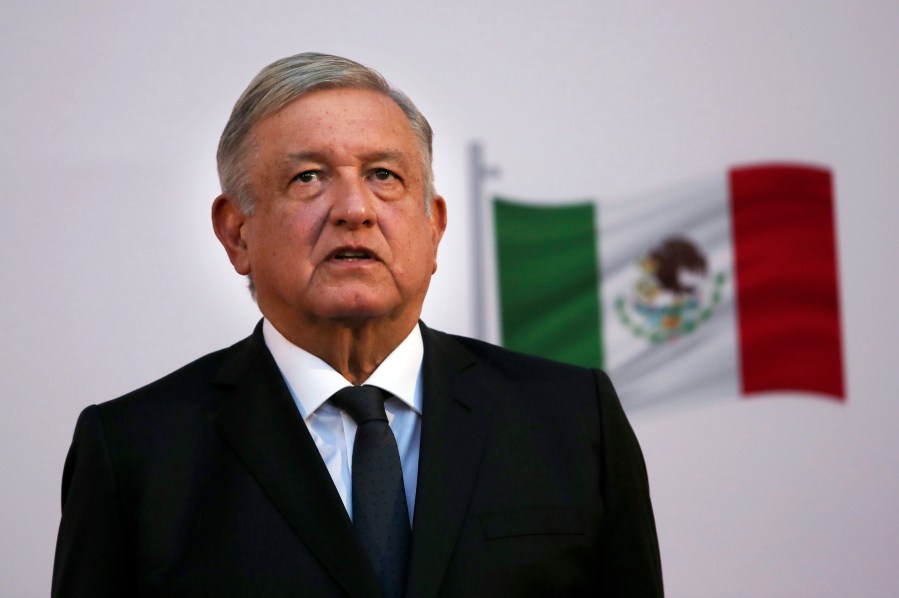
[218,87,446,333]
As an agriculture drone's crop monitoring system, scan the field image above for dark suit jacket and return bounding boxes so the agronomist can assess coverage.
[52,322,663,597]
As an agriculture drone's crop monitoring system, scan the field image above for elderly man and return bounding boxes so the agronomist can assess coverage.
[52,53,663,597]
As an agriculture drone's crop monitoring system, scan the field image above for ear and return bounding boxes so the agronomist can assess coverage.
[428,195,448,273]
[211,194,252,275]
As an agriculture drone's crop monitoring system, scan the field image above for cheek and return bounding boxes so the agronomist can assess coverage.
[399,226,439,278]
[248,214,318,269]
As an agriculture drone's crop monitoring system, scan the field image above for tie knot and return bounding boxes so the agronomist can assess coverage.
[331,385,388,425]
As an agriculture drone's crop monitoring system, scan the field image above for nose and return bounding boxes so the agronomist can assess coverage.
[330,172,376,229]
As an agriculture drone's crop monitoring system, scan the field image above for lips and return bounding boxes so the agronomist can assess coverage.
[328,246,378,262]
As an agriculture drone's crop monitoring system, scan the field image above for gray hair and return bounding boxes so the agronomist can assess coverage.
[217,52,435,214]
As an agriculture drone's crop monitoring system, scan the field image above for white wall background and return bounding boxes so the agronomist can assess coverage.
[2,1,897,596]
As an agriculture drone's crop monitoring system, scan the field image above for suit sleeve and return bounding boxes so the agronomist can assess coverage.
[52,405,133,597]
[594,369,664,596]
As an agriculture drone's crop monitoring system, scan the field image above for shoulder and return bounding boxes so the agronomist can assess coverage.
[421,324,615,415]
[66,326,270,468]
[424,324,606,385]
[92,325,266,427]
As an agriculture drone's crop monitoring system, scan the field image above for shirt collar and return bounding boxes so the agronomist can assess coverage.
[262,319,424,420]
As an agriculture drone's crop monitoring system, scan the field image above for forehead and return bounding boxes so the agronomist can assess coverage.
[250,87,418,164]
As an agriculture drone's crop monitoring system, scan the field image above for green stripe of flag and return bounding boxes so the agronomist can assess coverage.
[494,197,603,368]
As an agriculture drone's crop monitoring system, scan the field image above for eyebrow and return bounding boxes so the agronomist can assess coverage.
[360,150,409,166]
[281,150,410,166]
[281,151,327,164]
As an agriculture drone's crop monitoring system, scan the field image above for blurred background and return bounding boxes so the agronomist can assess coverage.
[2,1,897,596]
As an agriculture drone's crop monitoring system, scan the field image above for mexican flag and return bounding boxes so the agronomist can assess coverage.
[493,164,844,409]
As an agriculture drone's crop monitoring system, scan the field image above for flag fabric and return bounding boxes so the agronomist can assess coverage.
[493,164,844,409]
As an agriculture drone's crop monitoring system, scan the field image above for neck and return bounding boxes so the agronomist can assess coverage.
[268,314,418,385]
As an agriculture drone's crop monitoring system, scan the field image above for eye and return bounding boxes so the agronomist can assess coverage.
[372,168,399,182]
[293,170,320,183]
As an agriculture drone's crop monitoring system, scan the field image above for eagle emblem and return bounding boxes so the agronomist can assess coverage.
[614,236,726,343]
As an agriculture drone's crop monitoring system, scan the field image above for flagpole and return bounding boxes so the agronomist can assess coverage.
[468,142,500,341]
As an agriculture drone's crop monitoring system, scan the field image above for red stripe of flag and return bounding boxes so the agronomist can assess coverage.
[730,164,845,400]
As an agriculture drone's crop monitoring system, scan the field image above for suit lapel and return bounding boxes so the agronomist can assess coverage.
[406,325,494,598]
[214,325,382,598]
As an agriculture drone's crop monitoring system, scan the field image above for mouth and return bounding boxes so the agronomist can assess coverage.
[328,247,378,262]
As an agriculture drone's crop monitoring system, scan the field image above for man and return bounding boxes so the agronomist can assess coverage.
[53,53,663,597]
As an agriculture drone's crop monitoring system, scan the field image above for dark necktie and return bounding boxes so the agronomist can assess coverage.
[331,385,411,598]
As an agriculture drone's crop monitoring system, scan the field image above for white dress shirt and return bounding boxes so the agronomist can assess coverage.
[262,319,423,523]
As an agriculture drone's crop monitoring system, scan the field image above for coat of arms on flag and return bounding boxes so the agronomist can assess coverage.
[614,236,727,344]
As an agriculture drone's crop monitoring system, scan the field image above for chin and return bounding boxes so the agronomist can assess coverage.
[312,295,400,322]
